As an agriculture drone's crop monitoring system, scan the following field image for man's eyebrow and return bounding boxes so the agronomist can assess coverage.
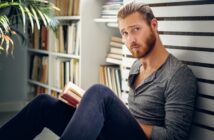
[128,25,140,28]
[120,25,141,32]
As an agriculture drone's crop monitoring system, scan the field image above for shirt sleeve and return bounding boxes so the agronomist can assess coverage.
[151,66,198,140]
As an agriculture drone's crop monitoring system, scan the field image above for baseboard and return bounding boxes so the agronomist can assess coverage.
[0,101,27,112]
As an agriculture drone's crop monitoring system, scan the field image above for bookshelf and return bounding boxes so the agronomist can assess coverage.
[27,0,82,99]
[27,0,124,100]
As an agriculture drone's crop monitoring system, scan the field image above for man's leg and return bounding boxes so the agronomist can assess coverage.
[0,94,75,140]
[60,84,147,140]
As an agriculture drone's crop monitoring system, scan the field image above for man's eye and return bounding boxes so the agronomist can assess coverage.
[134,27,140,31]
[122,32,128,36]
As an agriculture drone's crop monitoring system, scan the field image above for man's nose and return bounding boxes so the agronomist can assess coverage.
[127,35,136,45]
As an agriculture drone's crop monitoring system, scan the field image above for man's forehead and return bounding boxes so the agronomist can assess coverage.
[118,13,146,29]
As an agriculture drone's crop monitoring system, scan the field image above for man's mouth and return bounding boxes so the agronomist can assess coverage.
[131,45,140,50]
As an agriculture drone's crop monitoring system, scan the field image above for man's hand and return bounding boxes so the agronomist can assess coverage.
[139,123,153,140]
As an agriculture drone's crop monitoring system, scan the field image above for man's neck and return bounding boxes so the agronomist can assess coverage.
[139,40,169,73]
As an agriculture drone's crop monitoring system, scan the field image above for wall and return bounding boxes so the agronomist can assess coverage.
[0,35,28,111]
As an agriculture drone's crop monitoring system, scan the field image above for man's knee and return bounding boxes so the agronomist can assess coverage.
[85,84,116,100]
[32,94,54,106]
[34,93,51,100]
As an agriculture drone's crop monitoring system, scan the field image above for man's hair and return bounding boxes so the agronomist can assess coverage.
[117,1,155,25]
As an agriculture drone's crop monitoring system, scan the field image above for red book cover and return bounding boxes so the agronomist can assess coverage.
[59,82,85,107]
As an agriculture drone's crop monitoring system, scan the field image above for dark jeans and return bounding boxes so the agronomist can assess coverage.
[0,84,147,140]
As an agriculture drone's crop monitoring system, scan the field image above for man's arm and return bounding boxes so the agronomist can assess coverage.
[150,67,197,140]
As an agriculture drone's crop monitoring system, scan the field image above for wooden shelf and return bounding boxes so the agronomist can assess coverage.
[56,16,80,20]
[28,48,49,55]
[28,80,49,89]
[50,52,80,59]
[94,18,117,23]
[94,18,118,28]
[50,87,63,93]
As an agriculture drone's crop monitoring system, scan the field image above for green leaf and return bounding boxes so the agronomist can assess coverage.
[5,37,10,54]
[18,4,26,32]
[36,9,47,27]
[30,6,40,30]
[0,0,59,55]
[0,35,5,46]
[25,7,34,32]
[0,16,10,32]
[0,46,4,50]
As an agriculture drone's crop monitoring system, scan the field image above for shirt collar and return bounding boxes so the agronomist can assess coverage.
[128,54,172,90]
[129,60,141,75]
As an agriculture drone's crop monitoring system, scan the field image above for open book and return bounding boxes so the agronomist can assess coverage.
[59,82,85,107]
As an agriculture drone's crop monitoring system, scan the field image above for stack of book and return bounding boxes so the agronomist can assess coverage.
[28,85,48,98]
[32,25,48,50]
[100,0,123,19]
[99,65,122,97]
[51,90,59,98]
[30,55,49,84]
[52,58,80,89]
[53,0,80,16]
[106,36,123,65]
[54,22,80,55]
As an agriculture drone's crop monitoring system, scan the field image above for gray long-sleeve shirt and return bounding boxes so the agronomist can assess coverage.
[128,54,197,140]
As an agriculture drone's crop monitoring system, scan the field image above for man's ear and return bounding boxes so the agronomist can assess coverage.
[151,18,158,30]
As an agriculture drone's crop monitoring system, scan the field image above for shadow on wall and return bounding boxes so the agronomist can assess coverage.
[0,36,27,103]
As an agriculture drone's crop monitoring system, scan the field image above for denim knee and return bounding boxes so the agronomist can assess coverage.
[34,93,52,102]
[30,94,54,108]
[84,84,116,102]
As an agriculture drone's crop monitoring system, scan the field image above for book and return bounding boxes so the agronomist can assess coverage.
[99,65,122,96]
[110,47,122,55]
[59,82,85,107]
[107,53,123,60]
[105,58,122,68]
[110,41,123,48]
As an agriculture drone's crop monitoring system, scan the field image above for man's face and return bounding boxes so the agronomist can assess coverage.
[118,12,156,58]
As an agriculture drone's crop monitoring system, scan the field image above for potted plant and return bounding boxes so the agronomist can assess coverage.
[0,0,59,55]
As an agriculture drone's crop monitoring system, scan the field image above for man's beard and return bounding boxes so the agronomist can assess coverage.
[130,31,156,58]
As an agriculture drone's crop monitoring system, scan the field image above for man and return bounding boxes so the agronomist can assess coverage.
[0,1,197,140]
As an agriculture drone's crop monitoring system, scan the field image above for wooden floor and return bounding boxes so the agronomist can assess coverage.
[0,112,59,140]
